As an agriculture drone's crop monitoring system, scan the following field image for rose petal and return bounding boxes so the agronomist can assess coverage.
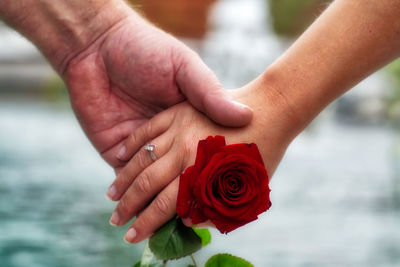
[220,143,265,166]
[177,166,196,218]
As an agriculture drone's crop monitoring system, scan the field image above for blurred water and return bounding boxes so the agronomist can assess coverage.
[1,0,400,266]
[1,100,399,267]
[0,101,145,267]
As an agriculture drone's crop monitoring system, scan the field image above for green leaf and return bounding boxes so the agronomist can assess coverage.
[193,227,211,247]
[205,254,254,267]
[132,261,163,267]
[149,217,202,260]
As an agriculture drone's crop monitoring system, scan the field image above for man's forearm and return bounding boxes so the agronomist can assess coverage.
[261,0,400,133]
[0,0,134,73]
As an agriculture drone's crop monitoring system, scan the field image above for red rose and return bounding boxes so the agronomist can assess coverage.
[177,135,271,234]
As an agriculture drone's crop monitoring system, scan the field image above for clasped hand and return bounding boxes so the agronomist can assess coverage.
[106,79,296,243]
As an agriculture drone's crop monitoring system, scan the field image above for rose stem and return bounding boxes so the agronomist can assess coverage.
[190,255,198,267]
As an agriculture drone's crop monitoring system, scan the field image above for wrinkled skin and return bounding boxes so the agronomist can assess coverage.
[64,16,251,170]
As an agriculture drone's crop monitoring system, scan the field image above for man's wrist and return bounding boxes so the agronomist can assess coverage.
[0,0,134,73]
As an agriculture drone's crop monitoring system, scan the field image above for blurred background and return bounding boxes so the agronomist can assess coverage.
[1,0,400,266]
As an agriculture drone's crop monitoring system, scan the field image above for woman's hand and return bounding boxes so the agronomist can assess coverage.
[106,77,301,243]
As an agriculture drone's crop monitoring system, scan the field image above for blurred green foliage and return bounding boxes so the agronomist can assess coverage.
[268,0,329,36]
[388,60,400,206]
[42,75,68,101]
[387,59,400,125]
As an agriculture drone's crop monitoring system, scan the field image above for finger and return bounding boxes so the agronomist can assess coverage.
[194,221,215,229]
[116,111,175,162]
[176,51,253,127]
[106,133,173,201]
[114,167,122,176]
[110,149,183,226]
[124,178,179,243]
[182,218,193,227]
[182,217,214,229]
[97,120,146,168]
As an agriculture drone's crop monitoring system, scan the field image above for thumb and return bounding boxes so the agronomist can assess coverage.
[176,51,253,127]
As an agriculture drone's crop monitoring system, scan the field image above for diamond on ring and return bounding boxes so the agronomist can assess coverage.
[144,144,157,161]
[144,144,155,151]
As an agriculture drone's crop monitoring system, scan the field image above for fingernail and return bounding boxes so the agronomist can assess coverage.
[117,146,126,159]
[182,218,193,227]
[106,185,117,200]
[109,211,120,226]
[232,100,253,111]
[124,228,137,243]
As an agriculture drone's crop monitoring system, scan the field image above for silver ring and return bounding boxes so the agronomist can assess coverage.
[144,144,157,161]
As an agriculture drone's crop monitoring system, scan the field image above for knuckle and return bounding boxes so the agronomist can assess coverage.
[129,131,138,147]
[180,111,195,128]
[135,172,152,195]
[118,197,134,216]
[181,143,190,160]
[144,121,153,138]
[181,136,194,159]
[115,172,130,189]
[136,150,149,169]
[178,135,198,168]
[153,195,172,218]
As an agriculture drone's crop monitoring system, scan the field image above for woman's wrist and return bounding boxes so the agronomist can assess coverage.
[251,0,400,142]
[0,0,136,73]
[232,74,304,149]
[256,65,318,135]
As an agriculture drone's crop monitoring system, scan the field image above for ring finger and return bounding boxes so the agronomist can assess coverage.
[107,134,173,201]
[110,146,183,226]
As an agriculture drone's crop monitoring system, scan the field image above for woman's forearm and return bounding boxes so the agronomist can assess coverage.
[0,0,135,73]
[259,0,400,134]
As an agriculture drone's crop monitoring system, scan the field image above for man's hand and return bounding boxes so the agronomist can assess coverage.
[0,0,253,169]
[65,13,252,169]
